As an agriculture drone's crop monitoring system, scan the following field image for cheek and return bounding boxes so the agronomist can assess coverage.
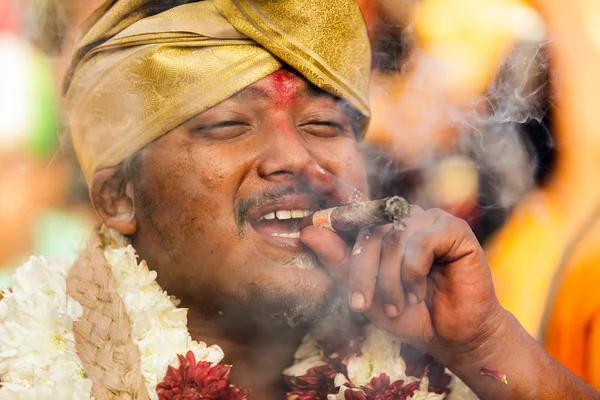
[319,141,368,193]
[140,138,266,244]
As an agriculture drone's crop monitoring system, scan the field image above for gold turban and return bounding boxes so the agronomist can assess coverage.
[64,0,371,183]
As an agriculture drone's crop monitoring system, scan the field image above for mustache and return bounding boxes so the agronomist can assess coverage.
[234,185,321,232]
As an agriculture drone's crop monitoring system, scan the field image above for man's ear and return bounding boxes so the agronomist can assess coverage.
[90,166,136,235]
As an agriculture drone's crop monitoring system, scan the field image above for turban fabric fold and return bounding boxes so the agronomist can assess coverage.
[64,0,371,183]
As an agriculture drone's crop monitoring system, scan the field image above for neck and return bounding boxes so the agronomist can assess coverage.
[185,305,307,400]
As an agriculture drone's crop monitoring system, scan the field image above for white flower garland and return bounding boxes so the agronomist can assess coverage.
[0,229,223,400]
[0,257,92,399]
[101,228,224,399]
[284,320,447,399]
[0,228,450,399]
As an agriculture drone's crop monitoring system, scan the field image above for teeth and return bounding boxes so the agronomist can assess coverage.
[260,210,312,221]
[276,210,292,220]
[271,232,289,237]
[291,210,304,218]
[270,232,301,238]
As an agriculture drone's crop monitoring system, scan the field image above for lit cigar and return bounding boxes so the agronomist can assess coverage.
[298,196,411,232]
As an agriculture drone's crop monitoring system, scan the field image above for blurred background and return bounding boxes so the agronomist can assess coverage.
[2,0,600,391]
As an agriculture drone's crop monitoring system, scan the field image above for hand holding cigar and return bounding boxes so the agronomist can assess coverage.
[298,196,411,232]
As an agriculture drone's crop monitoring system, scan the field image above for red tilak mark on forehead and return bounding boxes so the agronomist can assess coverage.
[263,70,301,135]
[267,70,300,109]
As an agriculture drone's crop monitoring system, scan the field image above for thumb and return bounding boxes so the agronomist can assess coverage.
[300,226,350,284]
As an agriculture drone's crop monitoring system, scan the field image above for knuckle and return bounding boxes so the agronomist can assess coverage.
[407,231,428,253]
[330,251,349,270]
[428,208,452,226]
[443,215,473,236]
[409,204,424,215]
[368,225,388,240]
[377,277,403,303]
[427,207,446,216]
[402,235,429,278]
[350,265,378,286]
[382,230,403,252]
[455,217,473,232]
[376,275,397,292]
[402,265,425,284]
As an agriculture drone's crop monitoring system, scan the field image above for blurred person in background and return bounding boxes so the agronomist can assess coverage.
[357,0,542,245]
[485,0,600,389]
[0,0,94,288]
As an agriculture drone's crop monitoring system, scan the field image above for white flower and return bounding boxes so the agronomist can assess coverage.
[0,256,93,399]
[346,324,408,387]
[292,334,322,361]
[0,377,92,400]
[283,331,325,377]
[282,355,326,377]
[333,373,349,388]
[407,377,446,400]
[410,394,445,400]
[327,383,352,400]
[283,303,352,378]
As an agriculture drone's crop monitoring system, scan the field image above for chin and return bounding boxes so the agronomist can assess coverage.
[244,265,340,328]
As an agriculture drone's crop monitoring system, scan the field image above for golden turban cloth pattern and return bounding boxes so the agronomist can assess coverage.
[64,0,371,183]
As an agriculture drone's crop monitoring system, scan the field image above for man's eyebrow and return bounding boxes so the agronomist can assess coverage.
[301,84,337,100]
[229,86,270,100]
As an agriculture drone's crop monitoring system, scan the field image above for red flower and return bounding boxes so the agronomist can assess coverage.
[342,374,420,400]
[285,364,340,399]
[157,351,248,400]
[402,345,452,394]
[284,326,452,399]
[317,326,365,367]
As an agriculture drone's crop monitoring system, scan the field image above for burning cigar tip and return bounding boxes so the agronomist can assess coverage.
[384,196,411,223]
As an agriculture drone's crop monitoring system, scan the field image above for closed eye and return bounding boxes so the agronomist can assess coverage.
[301,120,345,130]
[194,121,251,131]
[300,120,348,138]
[190,120,253,140]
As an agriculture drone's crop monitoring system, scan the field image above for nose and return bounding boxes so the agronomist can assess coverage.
[257,122,314,183]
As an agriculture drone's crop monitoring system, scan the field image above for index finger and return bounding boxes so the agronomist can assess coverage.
[347,225,390,312]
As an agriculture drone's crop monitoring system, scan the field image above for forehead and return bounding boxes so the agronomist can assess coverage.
[229,69,336,102]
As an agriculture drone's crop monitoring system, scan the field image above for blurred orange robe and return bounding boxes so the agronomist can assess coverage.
[544,218,600,389]
[486,195,600,389]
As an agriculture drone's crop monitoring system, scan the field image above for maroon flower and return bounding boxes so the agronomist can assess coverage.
[402,345,452,395]
[285,364,340,399]
[317,326,365,368]
[342,374,420,400]
[157,351,248,400]
[285,325,452,399]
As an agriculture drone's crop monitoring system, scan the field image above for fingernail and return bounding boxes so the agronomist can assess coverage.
[351,292,366,311]
[407,292,418,305]
[385,303,400,318]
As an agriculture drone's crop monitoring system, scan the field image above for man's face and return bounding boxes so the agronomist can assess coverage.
[129,69,368,327]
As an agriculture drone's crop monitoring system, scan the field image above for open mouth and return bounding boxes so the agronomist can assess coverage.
[251,209,313,239]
